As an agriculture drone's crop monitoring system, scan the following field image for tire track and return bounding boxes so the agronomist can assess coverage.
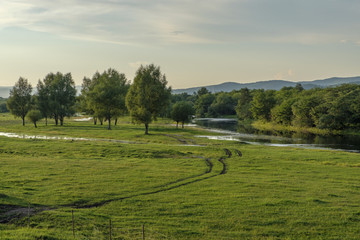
[3,149,230,218]
[68,151,228,209]
[234,149,242,157]
[146,158,213,190]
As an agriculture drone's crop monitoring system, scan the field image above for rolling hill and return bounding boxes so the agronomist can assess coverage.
[1,76,360,98]
[172,76,360,94]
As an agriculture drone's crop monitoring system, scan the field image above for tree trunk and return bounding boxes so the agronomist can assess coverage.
[60,116,64,126]
[55,117,58,126]
[100,118,103,125]
[22,116,25,126]
[145,123,149,135]
[108,116,111,130]
[93,117,97,125]
[34,122,37,128]
[45,117,47,126]
[115,118,118,126]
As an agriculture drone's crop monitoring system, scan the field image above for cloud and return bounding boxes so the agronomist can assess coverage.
[0,0,230,45]
[274,69,294,80]
[1,0,360,46]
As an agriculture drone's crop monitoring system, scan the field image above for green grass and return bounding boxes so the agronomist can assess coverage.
[252,120,341,136]
[1,113,360,239]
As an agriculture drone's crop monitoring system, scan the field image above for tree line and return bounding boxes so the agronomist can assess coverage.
[172,83,360,131]
[7,65,175,134]
[0,97,9,113]
[7,66,360,133]
[234,84,360,131]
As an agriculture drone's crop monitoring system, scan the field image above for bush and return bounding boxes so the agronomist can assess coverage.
[26,110,43,128]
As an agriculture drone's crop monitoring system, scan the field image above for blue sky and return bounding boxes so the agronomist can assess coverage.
[1,0,360,88]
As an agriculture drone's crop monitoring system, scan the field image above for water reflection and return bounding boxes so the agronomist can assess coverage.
[194,118,360,153]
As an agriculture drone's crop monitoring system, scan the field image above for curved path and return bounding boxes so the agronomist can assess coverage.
[1,133,241,221]
[70,149,229,209]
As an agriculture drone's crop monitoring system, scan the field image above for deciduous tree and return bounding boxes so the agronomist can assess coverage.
[26,109,43,128]
[40,72,77,126]
[126,64,171,134]
[7,77,32,126]
[171,101,194,128]
[87,69,129,130]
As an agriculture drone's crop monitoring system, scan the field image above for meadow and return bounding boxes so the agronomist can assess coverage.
[1,113,360,239]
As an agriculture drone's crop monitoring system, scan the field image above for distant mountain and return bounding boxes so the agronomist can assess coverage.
[1,77,360,98]
[0,86,82,98]
[0,87,11,99]
[172,76,360,95]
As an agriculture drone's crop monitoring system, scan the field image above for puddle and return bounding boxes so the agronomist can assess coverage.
[73,117,93,122]
[0,132,134,144]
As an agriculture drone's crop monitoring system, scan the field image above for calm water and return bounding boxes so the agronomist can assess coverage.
[194,118,360,153]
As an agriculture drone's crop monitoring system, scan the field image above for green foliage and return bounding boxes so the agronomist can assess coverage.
[235,88,253,120]
[86,69,129,130]
[6,77,32,126]
[209,92,236,116]
[171,101,194,128]
[36,80,51,125]
[0,103,8,113]
[271,99,295,125]
[171,92,196,104]
[195,93,215,117]
[196,87,210,97]
[250,89,276,121]
[126,64,171,134]
[37,72,77,126]
[0,98,9,113]
[292,95,321,127]
[26,109,43,128]
[233,84,360,132]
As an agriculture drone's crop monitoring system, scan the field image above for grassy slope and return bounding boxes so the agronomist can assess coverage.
[1,113,360,239]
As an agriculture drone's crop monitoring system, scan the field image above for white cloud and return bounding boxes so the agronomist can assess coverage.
[0,0,233,45]
[1,0,360,46]
[274,69,294,80]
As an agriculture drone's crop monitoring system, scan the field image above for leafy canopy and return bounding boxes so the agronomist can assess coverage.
[7,77,32,126]
[126,64,171,134]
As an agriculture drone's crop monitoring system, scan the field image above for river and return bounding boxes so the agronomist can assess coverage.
[193,118,360,153]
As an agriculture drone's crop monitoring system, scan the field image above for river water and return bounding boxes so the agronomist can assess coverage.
[193,118,360,153]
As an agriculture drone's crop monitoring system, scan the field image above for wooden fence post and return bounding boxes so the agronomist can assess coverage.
[27,202,30,228]
[109,219,112,240]
[142,224,145,240]
[72,210,75,238]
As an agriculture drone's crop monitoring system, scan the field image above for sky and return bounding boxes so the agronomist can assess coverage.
[1,0,360,89]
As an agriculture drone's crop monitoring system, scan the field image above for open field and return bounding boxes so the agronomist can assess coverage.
[1,114,360,239]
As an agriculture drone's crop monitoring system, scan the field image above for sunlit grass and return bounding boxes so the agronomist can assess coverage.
[1,113,360,239]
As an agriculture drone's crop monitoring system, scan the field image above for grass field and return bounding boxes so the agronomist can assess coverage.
[1,114,360,239]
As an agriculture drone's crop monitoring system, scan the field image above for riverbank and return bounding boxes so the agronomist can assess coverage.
[252,120,343,136]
